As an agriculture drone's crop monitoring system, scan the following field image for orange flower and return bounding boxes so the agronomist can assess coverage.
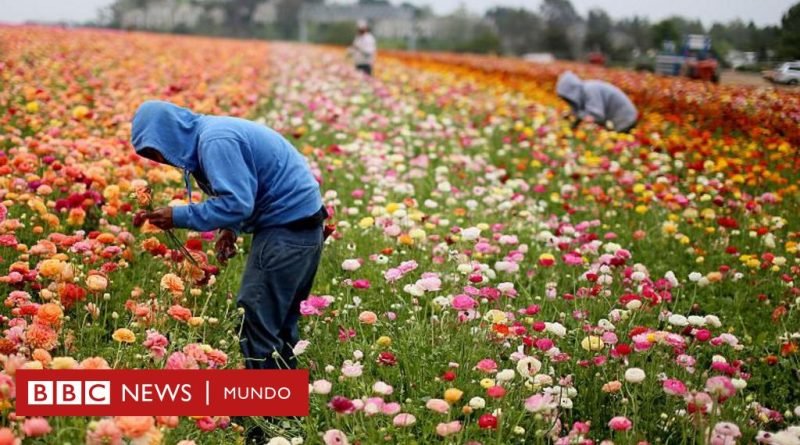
[32,348,52,366]
[35,303,63,328]
[112,328,136,344]
[25,323,58,351]
[80,356,111,370]
[86,273,109,292]
[38,259,66,279]
[135,186,152,208]
[160,273,185,296]
[114,416,154,439]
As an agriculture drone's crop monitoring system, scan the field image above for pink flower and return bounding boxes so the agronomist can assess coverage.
[196,417,216,432]
[487,386,506,399]
[435,421,462,437]
[710,422,741,445]
[663,379,688,396]
[608,416,632,432]
[705,376,736,403]
[322,429,349,445]
[452,294,477,310]
[167,304,192,322]
[165,352,199,370]
[393,413,416,427]
[143,330,169,359]
[426,398,450,414]
[0,428,19,445]
[381,402,401,415]
[300,295,331,316]
[474,358,498,373]
[86,418,124,445]
[22,417,51,437]
[352,279,371,289]
[524,393,556,413]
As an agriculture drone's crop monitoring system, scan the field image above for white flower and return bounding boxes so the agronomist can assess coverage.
[292,340,310,356]
[496,369,515,382]
[267,438,292,445]
[403,284,425,296]
[731,378,747,390]
[516,357,542,378]
[311,380,332,395]
[624,368,646,383]
[668,314,688,327]
[544,322,567,337]
[704,315,722,327]
[469,397,486,409]
[373,381,393,395]
[498,282,515,293]
[688,272,703,282]
[341,259,361,271]
[461,227,481,241]
[353,350,364,360]
[665,271,679,287]
[291,438,304,445]
[687,315,706,326]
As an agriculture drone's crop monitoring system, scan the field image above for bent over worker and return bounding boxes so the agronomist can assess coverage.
[556,71,638,133]
[131,100,326,370]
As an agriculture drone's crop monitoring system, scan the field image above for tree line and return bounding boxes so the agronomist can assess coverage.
[101,0,800,62]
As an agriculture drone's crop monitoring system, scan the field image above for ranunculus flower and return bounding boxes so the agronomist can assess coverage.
[435,421,462,437]
[393,413,416,427]
[608,416,632,432]
[478,414,498,429]
[426,398,450,414]
[624,367,646,383]
[322,429,349,445]
[22,417,51,437]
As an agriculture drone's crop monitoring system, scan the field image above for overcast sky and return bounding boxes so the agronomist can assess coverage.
[0,0,794,27]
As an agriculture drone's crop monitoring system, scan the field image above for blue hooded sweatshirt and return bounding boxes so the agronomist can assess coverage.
[130,100,322,234]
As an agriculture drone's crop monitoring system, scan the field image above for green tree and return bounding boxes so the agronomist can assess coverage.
[540,0,580,59]
[778,1,800,59]
[584,8,612,53]
[486,7,543,55]
[651,19,680,49]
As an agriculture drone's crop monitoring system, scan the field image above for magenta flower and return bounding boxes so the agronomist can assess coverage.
[608,416,632,432]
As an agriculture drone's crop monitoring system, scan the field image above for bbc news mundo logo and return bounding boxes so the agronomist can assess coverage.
[16,369,309,416]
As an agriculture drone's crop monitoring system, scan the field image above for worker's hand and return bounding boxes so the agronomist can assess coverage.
[145,207,174,230]
[215,229,237,264]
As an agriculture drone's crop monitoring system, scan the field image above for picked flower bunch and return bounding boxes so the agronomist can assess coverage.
[132,185,199,266]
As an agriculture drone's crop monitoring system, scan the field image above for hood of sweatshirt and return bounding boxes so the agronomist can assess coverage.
[556,71,584,108]
[131,100,202,172]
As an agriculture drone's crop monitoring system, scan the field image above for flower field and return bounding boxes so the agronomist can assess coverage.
[1,26,799,445]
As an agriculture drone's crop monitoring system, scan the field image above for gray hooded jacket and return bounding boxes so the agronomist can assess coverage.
[556,71,638,131]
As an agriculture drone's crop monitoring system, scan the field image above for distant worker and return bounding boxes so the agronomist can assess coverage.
[349,20,376,76]
[556,71,638,133]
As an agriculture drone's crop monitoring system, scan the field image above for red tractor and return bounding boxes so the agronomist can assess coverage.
[655,34,720,83]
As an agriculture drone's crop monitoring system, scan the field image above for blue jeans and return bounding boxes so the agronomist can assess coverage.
[237,225,323,369]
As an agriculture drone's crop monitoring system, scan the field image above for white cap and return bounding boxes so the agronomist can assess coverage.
[357,20,368,29]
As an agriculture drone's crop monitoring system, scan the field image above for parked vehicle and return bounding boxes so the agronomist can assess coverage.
[762,61,800,85]
[655,35,719,83]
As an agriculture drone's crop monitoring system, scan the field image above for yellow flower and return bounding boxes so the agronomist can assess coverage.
[358,217,374,229]
[580,336,604,351]
[480,378,495,389]
[72,105,90,119]
[188,317,204,327]
[26,101,39,113]
[112,328,136,343]
[376,336,392,347]
[51,356,79,370]
[483,310,507,324]
[444,388,463,404]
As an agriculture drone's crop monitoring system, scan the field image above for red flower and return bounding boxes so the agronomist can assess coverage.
[478,414,498,429]
[328,396,355,414]
[377,351,397,366]
[442,371,456,382]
